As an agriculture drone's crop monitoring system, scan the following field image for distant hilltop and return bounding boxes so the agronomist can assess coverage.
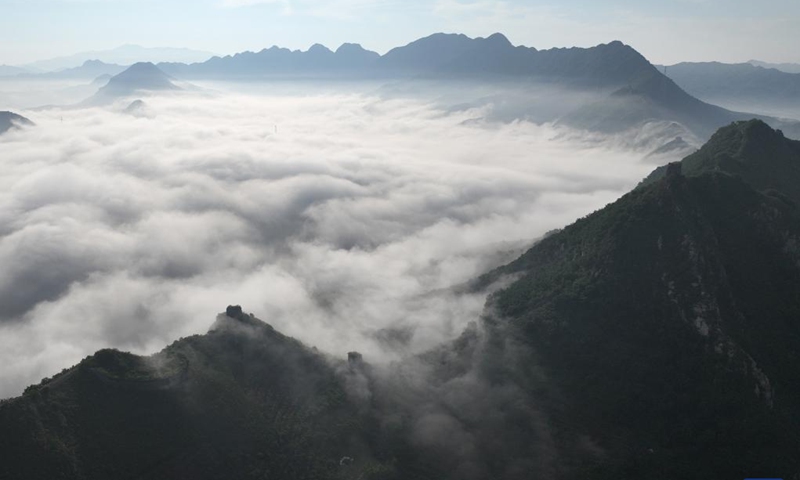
[0,111,33,135]
[83,62,181,105]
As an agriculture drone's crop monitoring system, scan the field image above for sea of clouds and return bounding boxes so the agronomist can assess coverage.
[0,86,661,397]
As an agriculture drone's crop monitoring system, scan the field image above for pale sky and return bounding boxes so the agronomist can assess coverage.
[1,0,799,66]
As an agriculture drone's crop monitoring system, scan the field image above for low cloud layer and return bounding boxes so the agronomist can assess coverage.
[0,86,660,398]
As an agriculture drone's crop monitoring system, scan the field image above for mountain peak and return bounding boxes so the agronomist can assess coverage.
[722,118,782,139]
[694,119,791,162]
[225,304,245,320]
[427,32,468,40]
[81,59,109,67]
[401,32,471,49]
[210,305,272,331]
[335,42,368,54]
[107,62,175,87]
[595,40,641,58]
[643,119,800,202]
[0,111,34,135]
[381,32,502,71]
[484,32,512,47]
[123,61,161,73]
[90,62,179,103]
[307,43,333,55]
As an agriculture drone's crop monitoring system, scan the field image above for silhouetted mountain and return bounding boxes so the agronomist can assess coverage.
[335,42,381,65]
[561,61,800,141]
[0,111,33,135]
[84,63,180,105]
[379,33,494,72]
[475,120,800,479]
[161,34,659,87]
[663,62,800,110]
[151,34,800,142]
[558,67,745,139]
[0,307,382,479]
[159,42,380,78]
[380,35,657,87]
[104,62,179,93]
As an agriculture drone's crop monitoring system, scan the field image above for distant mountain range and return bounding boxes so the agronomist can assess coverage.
[156,34,664,86]
[0,65,29,77]
[0,111,33,135]
[20,45,217,73]
[749,60,800,74]
[40,60,127,80]
[25,33,800,149]
[3,60,128,81]
[160,42,380,78]
[3,120,800,479]
[151,33,800,143]
[663,62,800,112]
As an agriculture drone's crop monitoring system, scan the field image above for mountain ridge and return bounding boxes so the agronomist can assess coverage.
[18,33,796,145]
[472,119,800,478]
[642,119,800,200]
[663,61,800,111]
[749,59,800,74]
[0,306,381,479]
[150,34,800,143]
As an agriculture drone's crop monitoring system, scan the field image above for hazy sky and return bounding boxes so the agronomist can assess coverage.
[1,0,799,66]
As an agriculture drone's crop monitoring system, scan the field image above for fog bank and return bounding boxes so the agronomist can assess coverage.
[0,88,662,397]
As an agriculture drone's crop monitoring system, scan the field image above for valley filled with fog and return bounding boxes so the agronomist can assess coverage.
[0,82,666,398]
[4,0,800,474]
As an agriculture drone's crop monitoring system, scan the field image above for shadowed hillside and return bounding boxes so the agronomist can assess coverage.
[0,306,385,479]
[477,120,800,479]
